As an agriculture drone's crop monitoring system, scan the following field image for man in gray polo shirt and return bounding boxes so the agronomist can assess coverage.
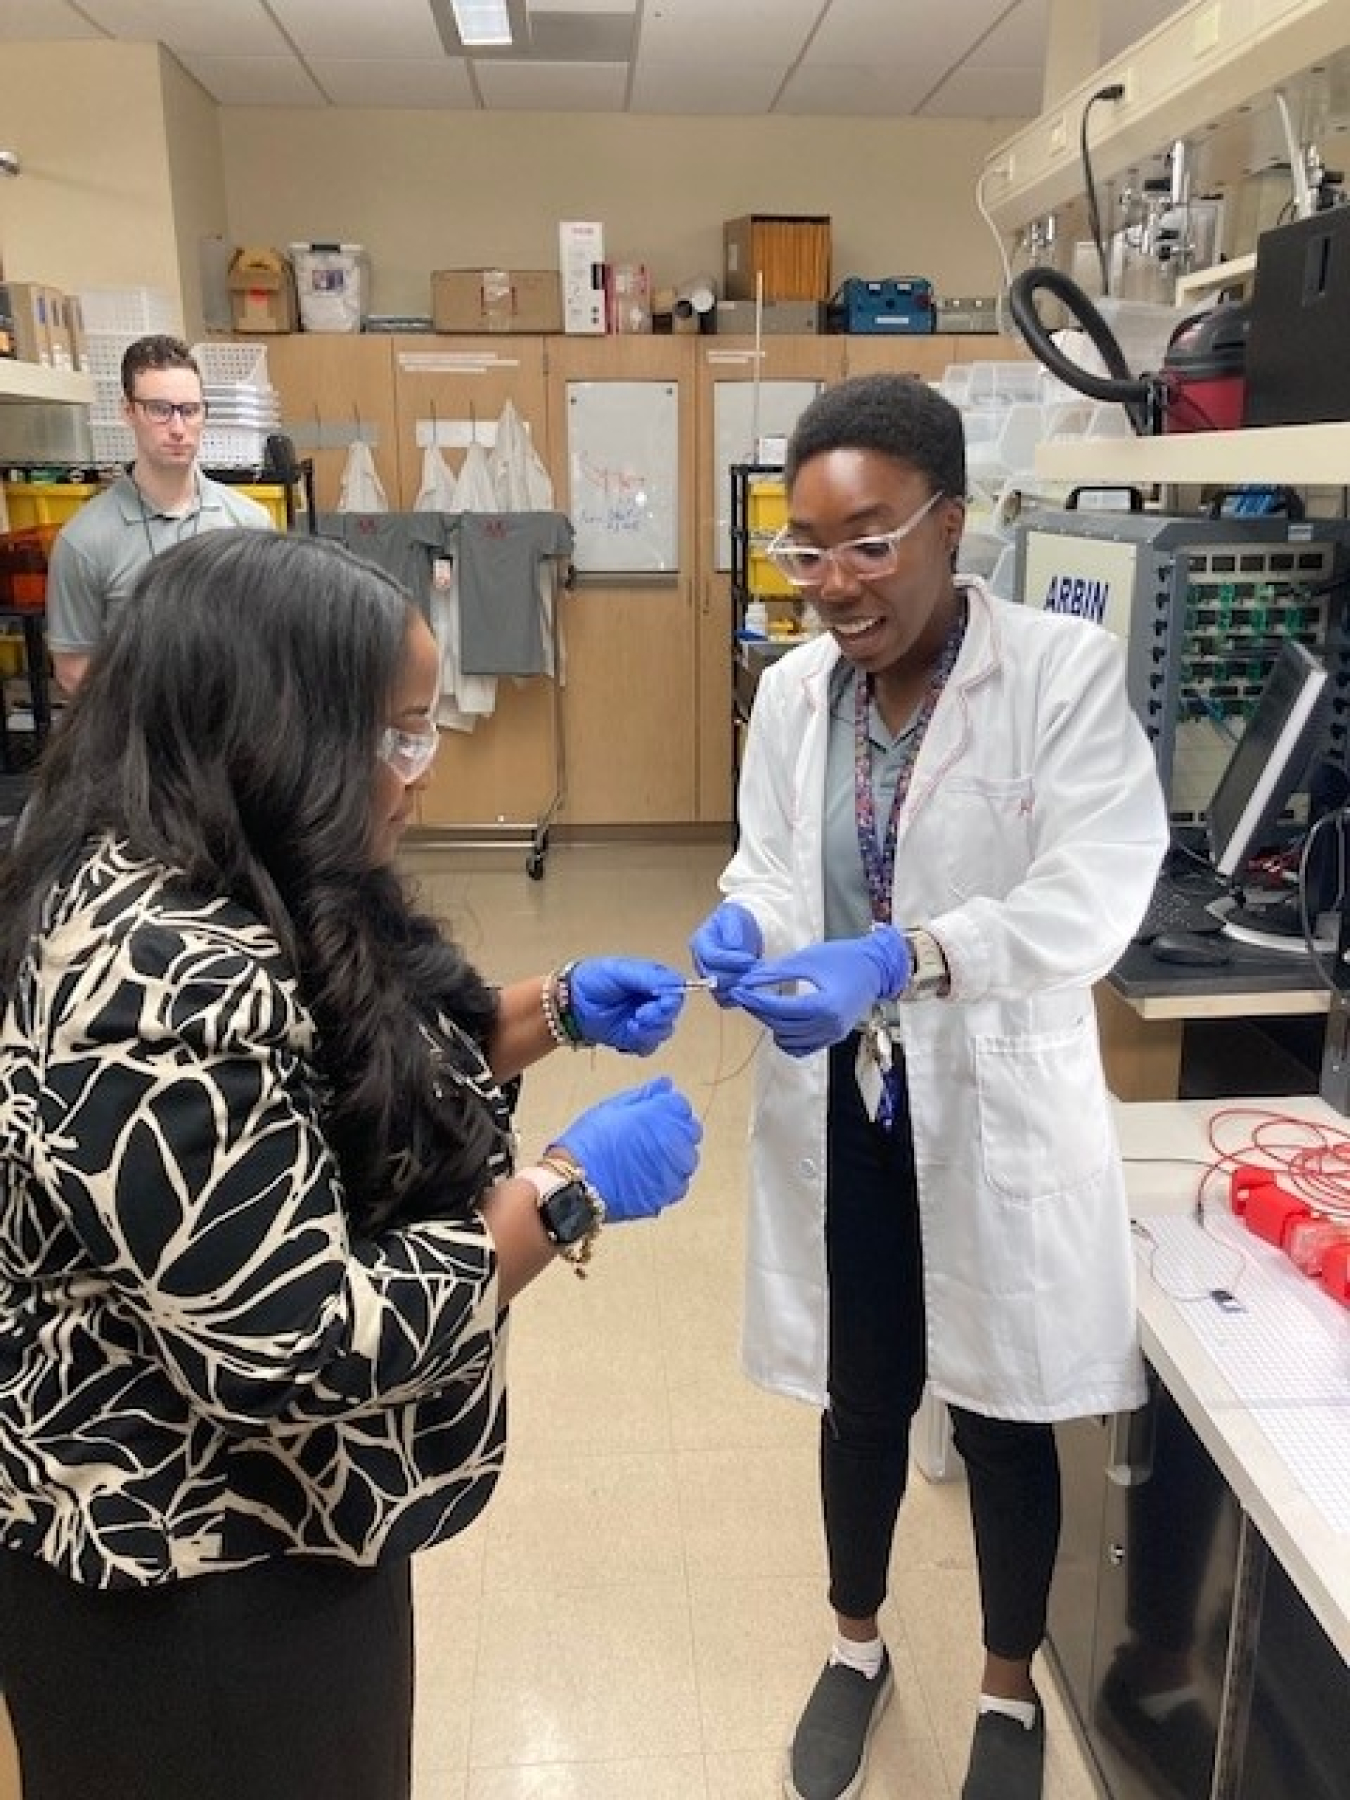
[45,335,274,696]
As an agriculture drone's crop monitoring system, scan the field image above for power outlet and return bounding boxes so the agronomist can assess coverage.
[1116,66,1136,107]
[1049,115,1067,154]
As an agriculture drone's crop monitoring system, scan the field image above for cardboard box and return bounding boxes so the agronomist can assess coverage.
[714,299,824,335]
[559,221,606,334]
[0,283,61,365]
[229,248,298,334]
[431,269,562,334]
[724,215,831,302]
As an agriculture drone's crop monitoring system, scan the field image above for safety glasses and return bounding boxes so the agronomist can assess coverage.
[378,722,440,784]
[765,489,945,587]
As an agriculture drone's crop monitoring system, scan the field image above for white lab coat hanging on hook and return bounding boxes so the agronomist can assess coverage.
[432,441,498,730]
[337,437,388,513]
[489,399,563,680]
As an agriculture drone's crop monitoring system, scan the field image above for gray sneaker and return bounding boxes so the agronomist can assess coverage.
[785,1648,893,1800]
[960,1697,1045,1800]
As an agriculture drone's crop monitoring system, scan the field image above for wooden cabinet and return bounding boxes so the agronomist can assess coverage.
[265,334,399,512]
[544,335,698,826]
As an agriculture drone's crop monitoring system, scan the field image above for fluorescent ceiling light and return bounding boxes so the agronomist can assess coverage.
[451,0,513,45]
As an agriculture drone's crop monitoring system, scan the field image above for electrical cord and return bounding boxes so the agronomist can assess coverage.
[973,162,1015,339]
[1081,83,1125,298]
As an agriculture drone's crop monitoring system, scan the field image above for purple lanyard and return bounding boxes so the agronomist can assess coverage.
[853,610,966,925]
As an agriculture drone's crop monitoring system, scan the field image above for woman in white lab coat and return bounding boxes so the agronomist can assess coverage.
[690,374,1168,1800]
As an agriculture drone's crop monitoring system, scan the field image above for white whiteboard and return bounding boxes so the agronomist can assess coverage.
[566,381,679,574]
[712,379,822,569]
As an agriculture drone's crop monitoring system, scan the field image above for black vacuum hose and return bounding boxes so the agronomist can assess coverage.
[1007,265,1155,434]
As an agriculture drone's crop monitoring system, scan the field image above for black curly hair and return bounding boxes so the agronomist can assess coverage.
[784,372,966,500]
[0,530,501,1230]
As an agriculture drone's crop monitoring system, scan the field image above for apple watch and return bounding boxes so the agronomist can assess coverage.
[901,928,949,1002]
[517,1155,606,1278]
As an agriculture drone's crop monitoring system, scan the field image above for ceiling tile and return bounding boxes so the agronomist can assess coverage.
[472,58,628,109]
[629,61,789,115]
[170,51,328,105]
[268,0,447,60]
[808,0,1005,62]
[529,0,635,11]
[778,61,945,118]
[79,0,290,55]
[0,0,102,38]
[964,0,1046,68]
[922,65,1044,117]
[637,0,819,65]
[306,56,476,107]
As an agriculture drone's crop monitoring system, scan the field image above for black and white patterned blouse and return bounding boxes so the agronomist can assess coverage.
[0,839,513,1589]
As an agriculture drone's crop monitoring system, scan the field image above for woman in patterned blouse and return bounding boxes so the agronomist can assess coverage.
[0,529,702,1800]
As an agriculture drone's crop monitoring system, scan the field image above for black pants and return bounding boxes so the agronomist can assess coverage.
[0,1548,414,1800]
[822,1038,1061,1661]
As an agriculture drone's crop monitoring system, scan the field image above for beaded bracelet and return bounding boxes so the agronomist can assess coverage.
[553,959,585,1046]
[541,962,583,1050]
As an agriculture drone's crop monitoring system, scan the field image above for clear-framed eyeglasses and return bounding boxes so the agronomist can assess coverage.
[378,722,440,784]
[130,397,208,424]
[765,489,946,587]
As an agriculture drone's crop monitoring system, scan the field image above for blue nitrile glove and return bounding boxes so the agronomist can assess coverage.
[689,900,763,1006]
[552,1076,703,1220]
[568,957,687,1055]
[728,926,912,1058]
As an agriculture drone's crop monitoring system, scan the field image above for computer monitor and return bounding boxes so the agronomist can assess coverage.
[1206,638,1329,882]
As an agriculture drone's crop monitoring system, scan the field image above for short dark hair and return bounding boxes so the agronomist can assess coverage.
[784,373,966,499]
[121,333,200,399]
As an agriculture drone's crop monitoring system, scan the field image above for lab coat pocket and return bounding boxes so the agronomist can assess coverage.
[934,774,1034,899]
[974,1014,1110,1204]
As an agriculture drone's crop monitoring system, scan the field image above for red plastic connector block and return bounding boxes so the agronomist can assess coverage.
[1229,1170,1312,1249]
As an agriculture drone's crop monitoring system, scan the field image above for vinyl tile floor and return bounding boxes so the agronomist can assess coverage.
[405,840,1101,1799]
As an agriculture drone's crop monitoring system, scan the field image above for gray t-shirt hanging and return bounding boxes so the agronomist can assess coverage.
[315,513,454,623]
[454,512,573,677]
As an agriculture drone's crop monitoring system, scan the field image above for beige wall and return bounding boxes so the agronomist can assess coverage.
[0,42,183,304]
[220,110,1023,319]
[160,52,229,338]
[2,41,1024,326]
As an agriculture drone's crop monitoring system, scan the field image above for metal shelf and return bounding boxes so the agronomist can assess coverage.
[1035,422,1350,487]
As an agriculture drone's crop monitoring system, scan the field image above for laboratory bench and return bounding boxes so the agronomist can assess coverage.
[1047,1095,1350,1799]
[1097,939,1331,1104]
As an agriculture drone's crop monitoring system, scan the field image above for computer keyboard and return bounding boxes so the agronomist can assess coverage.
[1133,871,1230,943]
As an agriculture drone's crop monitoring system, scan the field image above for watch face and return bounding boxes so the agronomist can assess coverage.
[540,1179,596,1247]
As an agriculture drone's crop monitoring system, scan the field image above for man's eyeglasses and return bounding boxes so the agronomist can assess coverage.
[765,489,946,587]
[130,397,208,424]
[378,722,440,784]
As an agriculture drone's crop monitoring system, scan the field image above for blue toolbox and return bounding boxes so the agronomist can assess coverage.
[830,277,935,334]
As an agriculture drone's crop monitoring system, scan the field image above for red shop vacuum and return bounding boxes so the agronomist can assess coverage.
[1007,265,1249,436]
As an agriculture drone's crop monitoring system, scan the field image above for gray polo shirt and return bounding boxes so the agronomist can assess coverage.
[45,472,274,654]
[823,658,922,940]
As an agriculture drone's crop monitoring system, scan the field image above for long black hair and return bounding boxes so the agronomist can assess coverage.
[0,530,501,1229]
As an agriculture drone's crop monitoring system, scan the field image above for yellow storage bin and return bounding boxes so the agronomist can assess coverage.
[2,482,100,529]
[747,477,788,536]
[746,476,796,596]
[238,484,290,530]
[748,545,799,599]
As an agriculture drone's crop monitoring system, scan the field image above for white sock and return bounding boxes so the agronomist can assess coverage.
[977,1694,1038,1730]
[829,1633,885,1679]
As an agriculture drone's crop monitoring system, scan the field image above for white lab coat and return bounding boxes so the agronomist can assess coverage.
[722,578,1169,1421]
